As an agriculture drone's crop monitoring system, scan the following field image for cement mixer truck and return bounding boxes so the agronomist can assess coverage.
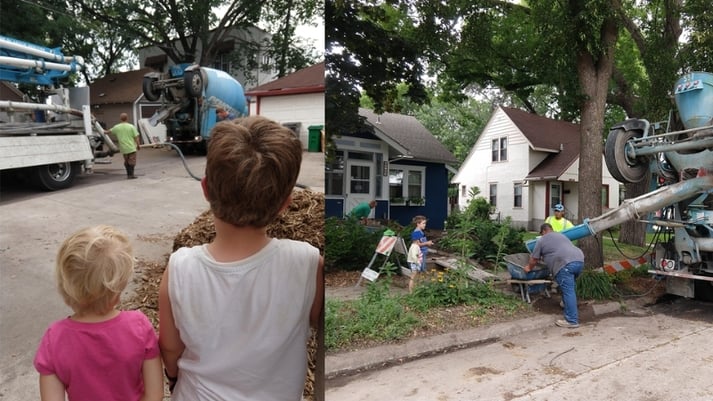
[142,63,248,153]
[0,35,119,190]
[525,71,713,299]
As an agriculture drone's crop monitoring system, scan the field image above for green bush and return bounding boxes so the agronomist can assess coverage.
[405,261,520,311]
[438,213,526,261]
[324,217,385,272]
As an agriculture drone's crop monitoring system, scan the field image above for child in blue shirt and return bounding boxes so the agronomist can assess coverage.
[410,215,433,272]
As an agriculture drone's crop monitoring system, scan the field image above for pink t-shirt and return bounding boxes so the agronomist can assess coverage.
[34,310,159,401]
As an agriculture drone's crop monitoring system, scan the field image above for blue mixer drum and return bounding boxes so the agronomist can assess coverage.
[674,71,713,130]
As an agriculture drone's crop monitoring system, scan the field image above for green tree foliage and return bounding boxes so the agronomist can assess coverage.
[326,0,430,138]
[0,0,102,83]
[5,0,318,82]
[260,0,323,77]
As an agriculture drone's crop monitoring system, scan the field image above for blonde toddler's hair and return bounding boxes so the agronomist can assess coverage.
[56,225,134,315]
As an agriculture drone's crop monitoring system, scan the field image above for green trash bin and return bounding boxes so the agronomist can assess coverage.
[307,125,323,152]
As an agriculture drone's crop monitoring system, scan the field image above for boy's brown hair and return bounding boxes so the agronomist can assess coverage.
[413,215,427,225]
[56,225,134,315]
[205,116,302,227]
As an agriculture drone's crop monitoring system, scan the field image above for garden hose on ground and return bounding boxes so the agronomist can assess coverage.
[139,143,309,189]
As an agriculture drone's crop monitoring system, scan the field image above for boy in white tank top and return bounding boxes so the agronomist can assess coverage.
[158,116,324,401]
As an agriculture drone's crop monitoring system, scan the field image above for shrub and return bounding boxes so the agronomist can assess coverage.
[324,217,385,272]
[576,269,615,300]
[438,214,526,261]
[406,261,507,311]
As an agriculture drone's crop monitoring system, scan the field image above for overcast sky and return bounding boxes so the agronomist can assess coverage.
[296,19,325,57]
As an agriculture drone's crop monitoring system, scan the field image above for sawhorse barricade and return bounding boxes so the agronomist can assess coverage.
[356,234,408,287]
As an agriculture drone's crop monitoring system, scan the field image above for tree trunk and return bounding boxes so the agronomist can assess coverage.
[618,179,649,247]
[575,14,619,269]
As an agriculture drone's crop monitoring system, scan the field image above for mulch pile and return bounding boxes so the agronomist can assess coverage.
[121,189,324,400]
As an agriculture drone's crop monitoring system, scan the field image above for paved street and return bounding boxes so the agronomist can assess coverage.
[326,296,713,401]
[0,148,323,400]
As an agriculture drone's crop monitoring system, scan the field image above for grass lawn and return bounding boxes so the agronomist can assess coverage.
[522,230,657,263]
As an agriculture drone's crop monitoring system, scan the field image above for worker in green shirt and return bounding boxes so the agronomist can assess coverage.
[349,200,376,224]
[105,113,140,179]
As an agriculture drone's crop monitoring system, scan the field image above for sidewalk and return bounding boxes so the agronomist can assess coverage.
[325,285,656,380]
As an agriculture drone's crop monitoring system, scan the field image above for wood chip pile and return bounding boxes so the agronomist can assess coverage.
[121,189,324,400]
[172,189,325,251]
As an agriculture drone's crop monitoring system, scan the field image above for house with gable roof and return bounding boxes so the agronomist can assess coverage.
[325,108,458,230]
[451,106,621,230]
[245,62,325,150]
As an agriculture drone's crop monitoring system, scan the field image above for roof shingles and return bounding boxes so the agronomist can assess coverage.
[245,62,324,95]
[360,108,457,165]
[500,107,581,180]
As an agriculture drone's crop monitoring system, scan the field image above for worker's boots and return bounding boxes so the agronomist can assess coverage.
[126,164,137,179]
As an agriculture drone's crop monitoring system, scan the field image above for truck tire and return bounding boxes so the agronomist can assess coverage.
[33,162,80,191]
[605,128,648,183]
[184,69,204,98]
[143,76,161,101]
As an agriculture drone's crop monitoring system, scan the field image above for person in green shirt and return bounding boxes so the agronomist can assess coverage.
[106,113,141,179]
[545,203,574,232]
[349,200,376,223]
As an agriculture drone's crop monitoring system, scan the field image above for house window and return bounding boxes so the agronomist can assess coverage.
[489,183,497,207]
[212,53,231,73]
[513,183,522,208]
[350,165,371,194]
[550,183,562,208]
[461,185,467,197]
[325,151,344,196]
[389,166,425,205]
[491,137,508,162]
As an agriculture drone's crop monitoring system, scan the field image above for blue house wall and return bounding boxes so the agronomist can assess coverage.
[325,160,450,230]
[388,161,449,230]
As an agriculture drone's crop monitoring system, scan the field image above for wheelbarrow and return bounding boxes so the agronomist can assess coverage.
[504,253,552,303]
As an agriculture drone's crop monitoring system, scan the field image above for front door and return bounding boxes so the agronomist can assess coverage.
[346,160,373,217]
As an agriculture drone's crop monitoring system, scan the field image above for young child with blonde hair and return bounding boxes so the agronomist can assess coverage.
[406,240,423,292]
[158,115,324,400]
[34,225,163,401]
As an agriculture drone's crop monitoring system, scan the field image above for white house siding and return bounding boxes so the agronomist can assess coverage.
[528,156,621,229]
[454,107,623,231]
[454,108,530,223]
[249,92,324,149]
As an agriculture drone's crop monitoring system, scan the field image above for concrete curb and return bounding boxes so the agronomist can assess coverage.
[325,297,653,380]
[326,314,554,379]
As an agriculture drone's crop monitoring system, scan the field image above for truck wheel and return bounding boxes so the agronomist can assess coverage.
[143,76,161,101]
[184,69,204,98]
[605,128,648,183]
[34,162,80,191]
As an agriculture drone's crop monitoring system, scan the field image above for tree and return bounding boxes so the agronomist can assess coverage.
[262,0,323,77]
[326,0,430,139]
[74,0,263,67]
[612,1,684,247]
